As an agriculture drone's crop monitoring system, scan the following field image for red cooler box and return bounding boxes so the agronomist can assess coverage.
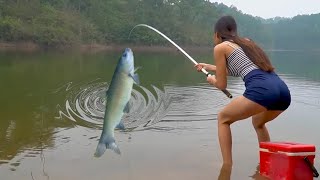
[259,142,319,180]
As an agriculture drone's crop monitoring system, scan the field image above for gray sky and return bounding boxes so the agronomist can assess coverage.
[212,0,320,18]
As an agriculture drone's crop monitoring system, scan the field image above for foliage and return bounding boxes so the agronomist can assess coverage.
[268,14,320,50]
[0,0,319,49]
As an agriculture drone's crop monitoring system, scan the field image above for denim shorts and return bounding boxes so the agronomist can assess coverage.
[243,69,291,110]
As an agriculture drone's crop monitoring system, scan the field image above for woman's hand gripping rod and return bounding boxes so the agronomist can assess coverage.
[129,24,233,99]
[200,68,233,98]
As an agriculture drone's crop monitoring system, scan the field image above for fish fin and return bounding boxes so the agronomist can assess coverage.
[94,135,121,157]
[134,66,142,73]
[116,122,125,130]
[129,73,140,85]
[123,101,130,113]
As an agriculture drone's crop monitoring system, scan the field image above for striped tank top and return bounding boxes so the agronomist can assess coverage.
[224,41,258,79]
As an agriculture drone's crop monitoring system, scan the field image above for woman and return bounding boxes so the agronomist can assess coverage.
[195,15,291,165]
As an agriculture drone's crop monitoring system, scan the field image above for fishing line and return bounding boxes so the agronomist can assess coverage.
[128,24,232,98]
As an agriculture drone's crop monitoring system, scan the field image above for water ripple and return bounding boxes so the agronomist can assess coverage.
[54,80,230,130]
[54,80,173,129]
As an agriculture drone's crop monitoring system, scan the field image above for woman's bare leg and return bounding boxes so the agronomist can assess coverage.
[252,111,283,142]
[217,96,267,165]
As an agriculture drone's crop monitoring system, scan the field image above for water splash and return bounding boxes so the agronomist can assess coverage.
[54,80,229,130]
[54,80,172,129]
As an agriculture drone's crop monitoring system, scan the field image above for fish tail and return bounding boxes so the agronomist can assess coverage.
[94,134,121,157]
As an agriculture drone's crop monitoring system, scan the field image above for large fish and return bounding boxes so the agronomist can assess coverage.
[95,48,139,157]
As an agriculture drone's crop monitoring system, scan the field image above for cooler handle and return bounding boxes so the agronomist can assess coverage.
[304,156,319,178]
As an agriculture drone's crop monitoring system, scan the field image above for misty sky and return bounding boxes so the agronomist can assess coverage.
[212,0,320,19]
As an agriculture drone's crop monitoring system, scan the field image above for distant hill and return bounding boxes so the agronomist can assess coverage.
[268,13,320,50]
[0,0,319,50]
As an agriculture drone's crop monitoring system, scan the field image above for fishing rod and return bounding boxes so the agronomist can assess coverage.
[128,24,233,99]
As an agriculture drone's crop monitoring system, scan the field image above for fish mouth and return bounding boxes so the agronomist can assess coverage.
[124,48,132,54]
[122,48,133,59]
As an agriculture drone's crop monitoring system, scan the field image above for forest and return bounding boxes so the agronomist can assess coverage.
[0,0,319,50]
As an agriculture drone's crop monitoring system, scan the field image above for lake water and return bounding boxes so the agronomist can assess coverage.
[0,48,320,180]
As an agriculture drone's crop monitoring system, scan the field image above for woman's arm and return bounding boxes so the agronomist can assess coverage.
[195,63,216,72]
[207,44,228,90]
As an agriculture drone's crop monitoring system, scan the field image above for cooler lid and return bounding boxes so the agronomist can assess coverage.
[259,141,316,153]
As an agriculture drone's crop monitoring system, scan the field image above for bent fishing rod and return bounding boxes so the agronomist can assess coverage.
[129,24,233,99]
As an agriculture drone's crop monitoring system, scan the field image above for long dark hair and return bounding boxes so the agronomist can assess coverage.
[214,15,274,72]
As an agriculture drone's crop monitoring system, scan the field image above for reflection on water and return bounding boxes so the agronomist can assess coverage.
[0,50,320,179]
[249,165,270,180]
[218,164,232,180]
